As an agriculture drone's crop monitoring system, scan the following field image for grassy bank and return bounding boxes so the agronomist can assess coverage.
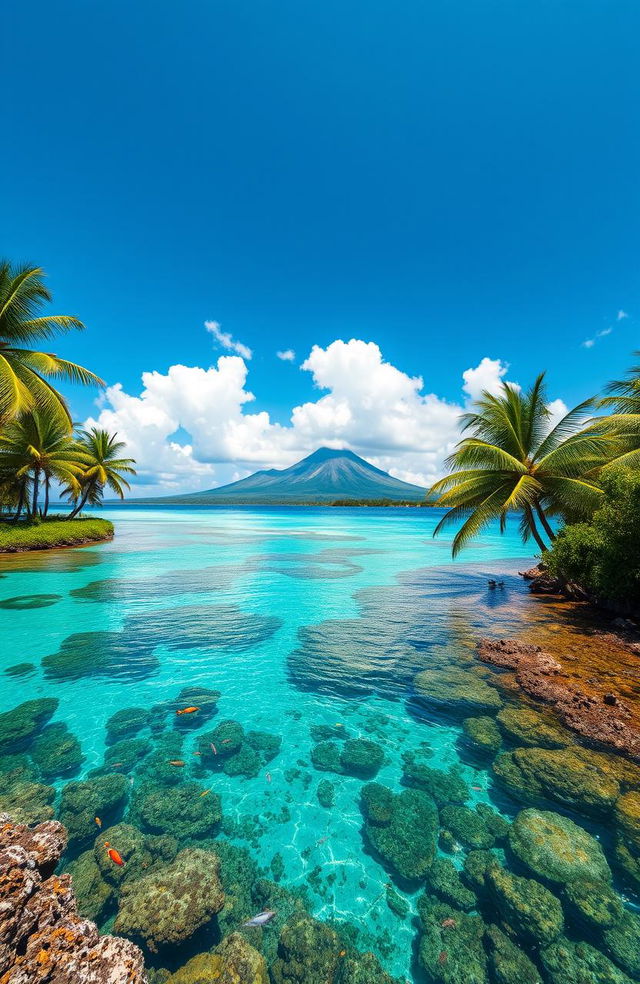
[0,516,114,553]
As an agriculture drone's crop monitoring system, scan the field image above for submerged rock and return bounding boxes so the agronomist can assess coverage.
[0,813,146,983]
[311,740,343,773]
[166,934,268,984]
[562,878,624,931]
[59,774,129,850]
[602,910,640,979]
[496,706,572,749]
[425,857,477,911]
[317,779,335,808]
[440,804,507,851]
[613,790,640,852]
[115,848,224,952]
[508,808,612,885]
[492,746,620,816]
[484,924,543,984]
[462,715,503,756]
[0,697,58,752]
[133,781,222,840]
[486,865,564,945]
[540,938,634,984]
[30,721,84,780]
[340,737,384,779]
[414,666,503,716]
[95,822,178,886]
[402,757,468,806]
[0,780,55,825]
[101,736,152,774]
[105,706,151,744]
[66,849,114,923]
[417,897,489,983]
[362,783,438,882]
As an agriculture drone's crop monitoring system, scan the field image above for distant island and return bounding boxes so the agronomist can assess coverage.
[120,447,431,506]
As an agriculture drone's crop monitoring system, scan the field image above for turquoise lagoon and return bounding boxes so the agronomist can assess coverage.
[1,507,638,982]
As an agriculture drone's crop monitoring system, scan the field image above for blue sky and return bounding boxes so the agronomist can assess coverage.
[4,1,639,493]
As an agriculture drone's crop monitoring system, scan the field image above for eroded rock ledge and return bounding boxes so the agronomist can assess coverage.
[477,638,640,760]
[0,813,147,984]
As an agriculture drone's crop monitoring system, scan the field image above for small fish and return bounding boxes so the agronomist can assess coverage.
[104,842,124,866]
[193,751,202,756]
[472,785,482,791]
[438,951,448,966]
[242,910,277,928]
[210,743,218,756]
[335,723,343,728]
[200,789,211,797]
[339,950,346,958]
[176,706,200,715]
[94,816,102,829]
[266,772,272,783]
[168,760,185,767]
[222,739,231,745]
[110,762,125,768]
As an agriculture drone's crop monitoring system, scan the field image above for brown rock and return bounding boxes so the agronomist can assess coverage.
[0,814,147,984]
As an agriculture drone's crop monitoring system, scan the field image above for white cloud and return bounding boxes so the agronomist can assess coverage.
[87,334,568,496]
[276,349,296,362]
[461,357,510,401]
[617,309,629,321]
[582,326,613,349]
[205,320,252,360]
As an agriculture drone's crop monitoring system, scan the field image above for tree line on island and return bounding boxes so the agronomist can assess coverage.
[0,260,136,525]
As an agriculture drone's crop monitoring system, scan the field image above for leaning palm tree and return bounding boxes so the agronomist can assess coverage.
[597,352,640,471]
[429,374,623,556]
[0,260,104,427]
[65,428,136,517]
[0,413,87,517]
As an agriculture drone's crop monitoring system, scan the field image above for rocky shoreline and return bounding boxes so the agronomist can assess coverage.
[477,637,640,760]
[0,813,147,983]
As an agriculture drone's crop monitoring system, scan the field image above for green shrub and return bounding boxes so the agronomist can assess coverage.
[546,467,640,607]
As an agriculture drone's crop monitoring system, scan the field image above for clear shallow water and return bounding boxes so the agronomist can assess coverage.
[1,507,637,982]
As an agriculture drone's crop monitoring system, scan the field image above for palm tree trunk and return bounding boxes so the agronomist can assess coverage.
[11,486,26,524]
[68,486,89,520]
[535,502,556,542]
[31,468,40,519]
[43,476,50,518]
[525,505,548,554]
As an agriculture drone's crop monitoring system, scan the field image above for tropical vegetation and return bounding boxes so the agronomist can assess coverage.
[0,260,135,545]
[429,367,636,557]
[0,516,114,553]
[545,466,640,610]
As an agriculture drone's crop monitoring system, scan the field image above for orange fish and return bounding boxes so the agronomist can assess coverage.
[176,706,200,715]
[339,950,346,958]
[104,842,124,866]
[200,789,211,798]
[94,816,102,829]
[168,760,185,767]
[210,743,218,756]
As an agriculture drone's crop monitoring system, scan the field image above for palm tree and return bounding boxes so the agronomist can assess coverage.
[597,352,640,470]
[65,428,136,518]
[429,374,622,556]
[0,413,88,518]
[0,260,104,428]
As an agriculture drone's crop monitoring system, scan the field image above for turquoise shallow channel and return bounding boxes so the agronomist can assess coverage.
[1,506,639,984]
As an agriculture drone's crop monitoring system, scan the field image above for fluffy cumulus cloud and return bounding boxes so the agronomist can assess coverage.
[86,333,567,497]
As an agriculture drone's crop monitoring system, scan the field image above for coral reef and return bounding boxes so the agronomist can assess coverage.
[417,897,488,983]
[132,781,222,840]
[317,779,335,807]
[0,780,55,825]
[59,774,129,850]
[361,783,438,882]
[402,756,469,806]
[114,848,224,951]
[486,865,564,945]
[30,721,84,780]
[462,715,502,756]
[507,808,612,884]
[0,697,58,752]
[105,706,151,744]
[339,738,384,779]
[540,938,634,984]
[414,666,503,716]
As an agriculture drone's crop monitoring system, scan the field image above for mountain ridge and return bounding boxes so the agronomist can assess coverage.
[129,447,427,504]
